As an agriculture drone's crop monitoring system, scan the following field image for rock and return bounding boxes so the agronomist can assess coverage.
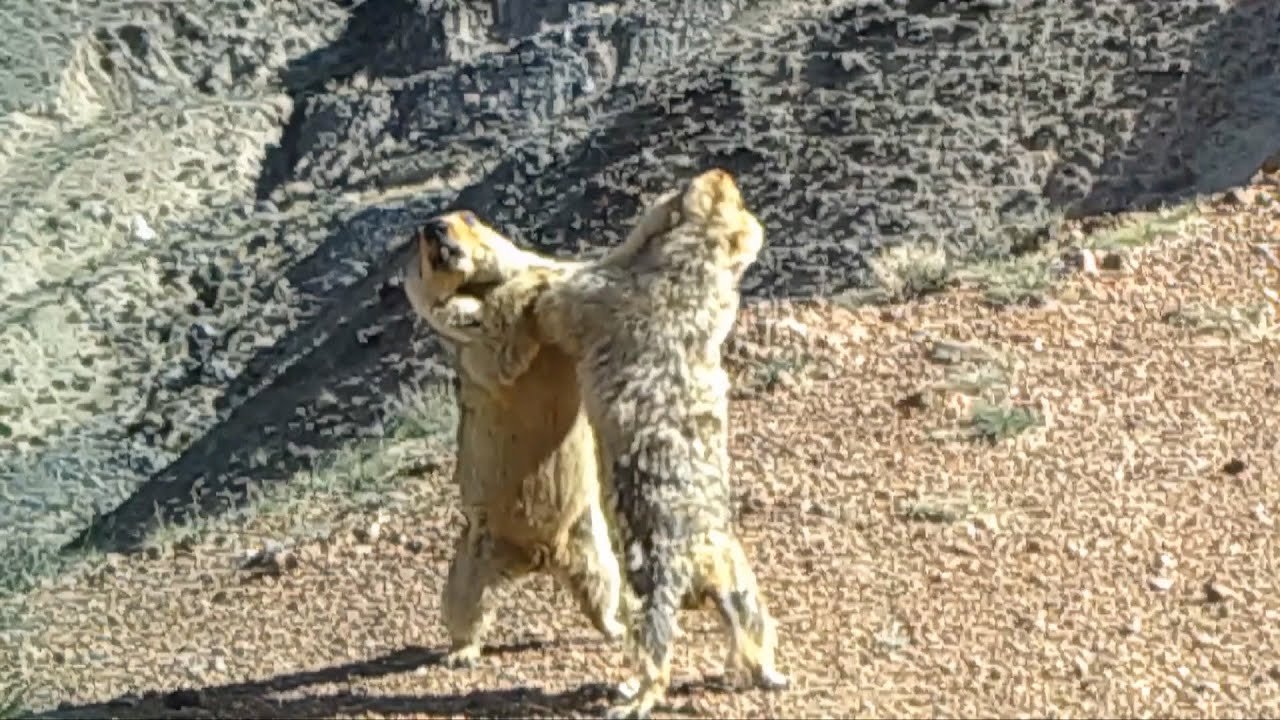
[927,338,993,365]
[1147,575,1174,592]
[130,214,157,242]
[973,513,999,533]
[1072,654,1090,679]
[239,540,296,575]
[772,369,798,390]
[802,499,832,518]
[1078,248,1100,276]
[1203,578,1238,604]
[771,317,809,342]
[1222,458,1246,475]
[1224,187,1258,206]
[1254,503,1274,527]
[895,391,930,413]
[1122,614,1142,636]
[1099,250,1130,272]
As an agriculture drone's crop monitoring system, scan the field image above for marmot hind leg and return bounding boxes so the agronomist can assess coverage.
[695,531,788,691]
[551,501,626,641]
[440,522,537,668]
[606,542,688,720]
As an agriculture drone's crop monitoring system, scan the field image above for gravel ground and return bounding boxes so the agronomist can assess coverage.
[5,0,1280,586]
[10,180,1280,719]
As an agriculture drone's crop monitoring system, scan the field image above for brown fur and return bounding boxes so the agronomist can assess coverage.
[431,173,787,718]
[401,211,622,667]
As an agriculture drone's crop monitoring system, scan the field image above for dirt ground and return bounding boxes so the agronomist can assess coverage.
[11,183,1280,719]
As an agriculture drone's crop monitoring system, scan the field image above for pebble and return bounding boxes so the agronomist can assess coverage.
[1203,578,1238,604]
[131,214,157,242]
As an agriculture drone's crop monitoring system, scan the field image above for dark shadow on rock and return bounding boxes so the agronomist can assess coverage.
[64,201,451,555]
[253,0,620,202]
[255,0,455,200]
[1070,1,1280,217]
[27,643,620,720]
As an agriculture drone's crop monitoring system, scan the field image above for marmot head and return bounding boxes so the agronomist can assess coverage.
[680,168,764,278]
[409,210,522,298]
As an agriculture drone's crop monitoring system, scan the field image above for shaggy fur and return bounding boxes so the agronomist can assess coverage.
[433,171,788,718]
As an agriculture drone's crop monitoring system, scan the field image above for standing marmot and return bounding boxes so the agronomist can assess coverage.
[427,171,787,719]
[402,211,622,667]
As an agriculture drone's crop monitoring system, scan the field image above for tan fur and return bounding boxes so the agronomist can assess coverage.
[401,210,622,667]
[432,172,787,719]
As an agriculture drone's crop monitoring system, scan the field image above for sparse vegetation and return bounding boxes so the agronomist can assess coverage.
[915,334,1044,444]
[1083,203,1198,251]
[0,683,26,720]
[867,241,954,303]
[388,380,460,442]
[1163,301,1279,343]
[834,241,954,307]
[0,379,460,601]
[747,353,811,394]
[966,400,1042,443]
[953,251,1062,308]
[897,491,988,524]
[0,543,70,600]
[139,379,460,553]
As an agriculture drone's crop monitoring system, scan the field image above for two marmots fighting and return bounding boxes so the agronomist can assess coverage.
[401,169,786,719]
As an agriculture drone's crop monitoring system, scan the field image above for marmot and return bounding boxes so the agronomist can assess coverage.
[428,171,788,719]
[401,211,622,667]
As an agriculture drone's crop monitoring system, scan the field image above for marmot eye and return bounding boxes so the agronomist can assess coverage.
[461,211,476,227]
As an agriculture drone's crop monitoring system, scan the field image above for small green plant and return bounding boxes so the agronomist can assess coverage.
[896,492,988,524]
[750,353,810,393]
[1085,204,1197,251]
[0,542,66,600]
[0,681,27,720]
[873,617,911,653]
[1162,301,1278,342]
[837,241,953,307]
[388,381,459,442]
[967,401,1042,443]
[952,251,1059,308]
[867,241,953,303]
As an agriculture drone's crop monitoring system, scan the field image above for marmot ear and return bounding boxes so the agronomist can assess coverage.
[415,227,433,268]
[727,229,749,261]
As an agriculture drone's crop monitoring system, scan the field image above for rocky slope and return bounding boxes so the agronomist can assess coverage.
[1,0,1278,589]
